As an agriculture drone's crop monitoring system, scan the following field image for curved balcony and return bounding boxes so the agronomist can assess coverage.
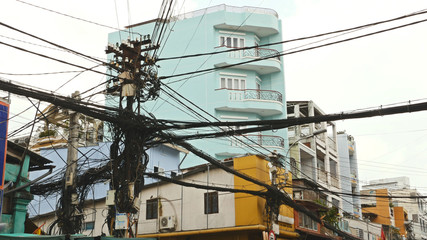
[242,47,280,61]
[214,47,281,75]
[213,88,283,116]
[232,134,284,149]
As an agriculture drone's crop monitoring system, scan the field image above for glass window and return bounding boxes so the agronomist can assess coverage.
[240,79,246,89]
[221,78,226,88]
[233,79,239,89]
[220,36,225,46]
[204,192,219,214]
[146,198,158,220]
[240,38,245,48]
[233,38,238,48]
[226,37,231,47]
[84,221,95,230]
[227,78,232,89]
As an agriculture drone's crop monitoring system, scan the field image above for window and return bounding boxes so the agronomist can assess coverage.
[204,192,218,214]
[357,229,364,239]
[220,36,244,48]
[220,36,245,58]
[332,198,340,209]
[220,77,246,90]
[146,198,158,219]
[84,221,95,230]
[298,213,317,230]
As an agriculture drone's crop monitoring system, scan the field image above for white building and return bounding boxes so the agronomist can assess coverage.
[287,101,342,212]
[337,132,362,218]
[363,176,427,239]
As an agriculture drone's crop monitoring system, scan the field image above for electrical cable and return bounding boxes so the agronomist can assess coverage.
[158,8,427,61]
[160,17,427,82]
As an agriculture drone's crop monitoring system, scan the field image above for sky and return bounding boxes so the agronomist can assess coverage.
[1,0,427,193]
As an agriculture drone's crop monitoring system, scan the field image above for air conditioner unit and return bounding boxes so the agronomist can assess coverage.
[159,216,176,231]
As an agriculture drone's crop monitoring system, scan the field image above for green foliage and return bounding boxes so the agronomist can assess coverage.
[39,129,55,138]
[320,207,340,228]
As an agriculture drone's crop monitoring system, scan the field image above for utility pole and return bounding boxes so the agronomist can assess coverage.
[268,150,281,237]
[105,35,159,237]
[62,91,81,235]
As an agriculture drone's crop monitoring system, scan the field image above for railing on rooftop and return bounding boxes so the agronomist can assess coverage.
[174,4,278,21]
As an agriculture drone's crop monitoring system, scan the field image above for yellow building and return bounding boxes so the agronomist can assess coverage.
[361,189,408,239]
[137,155,299,240]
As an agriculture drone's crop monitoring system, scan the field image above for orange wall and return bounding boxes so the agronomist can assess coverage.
[362,189,391,225]
[393,206,407,237]
[234,155,294,233]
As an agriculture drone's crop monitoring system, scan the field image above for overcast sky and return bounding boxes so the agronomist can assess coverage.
[1,0,427,193]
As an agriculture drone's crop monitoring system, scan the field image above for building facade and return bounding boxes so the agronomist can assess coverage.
[107,4,288,167]
[337,132,361,218]
[363,177,427,239]
[286,101,342,214]
[33,155,299,239]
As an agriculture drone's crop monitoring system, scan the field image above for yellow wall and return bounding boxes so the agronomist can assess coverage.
[362,189,391,225]
[233,155,294,233]
[393,206,407,237]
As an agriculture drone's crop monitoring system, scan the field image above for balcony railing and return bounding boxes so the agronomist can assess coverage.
[222,46,281,61]
[232,134,284,148]
[331,176,340,188]
[242,47,280,61]
[317,170,328,183]
[220,88,282,103]
[244,89,282,102]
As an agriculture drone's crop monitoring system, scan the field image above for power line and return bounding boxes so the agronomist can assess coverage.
[158,8,427,61]
[159,17,427,81]
[15,0,121,31]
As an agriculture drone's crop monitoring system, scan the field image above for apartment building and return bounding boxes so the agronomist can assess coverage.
[360,188,408,239]
[107,4,288,167]
[363,177,427,239]
[286,101,342,213]
[337,132,362,218]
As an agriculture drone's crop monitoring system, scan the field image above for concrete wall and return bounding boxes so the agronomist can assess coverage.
[138,167,235,234]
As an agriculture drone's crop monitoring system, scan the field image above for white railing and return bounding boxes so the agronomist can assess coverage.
[173,4,278,21]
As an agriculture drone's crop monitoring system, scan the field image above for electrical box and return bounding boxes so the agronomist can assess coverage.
[65,172,74,186]
[71,193,79,205]
[106,190,115,206]
[115,213,128,230]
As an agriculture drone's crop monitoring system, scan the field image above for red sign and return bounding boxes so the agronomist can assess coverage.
[269,230,276,240]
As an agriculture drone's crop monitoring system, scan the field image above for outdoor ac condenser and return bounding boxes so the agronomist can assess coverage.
[159,215,176,231]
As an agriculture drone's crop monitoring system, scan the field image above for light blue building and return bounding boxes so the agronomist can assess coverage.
[337,132,361,218]
[107,5,288,167]
[29,143,182,216]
